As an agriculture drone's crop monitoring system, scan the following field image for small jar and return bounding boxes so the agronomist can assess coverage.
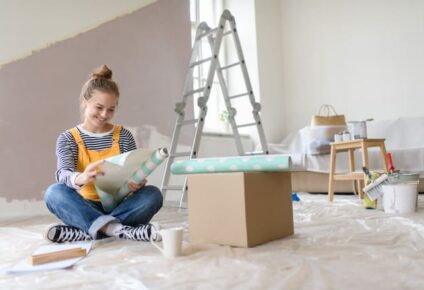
[342,131,352,141]
[334,133,343,142]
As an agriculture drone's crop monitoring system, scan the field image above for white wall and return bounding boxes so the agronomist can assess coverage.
[0,0,156,67]
[254,0,285,143]
[254,0,424,142]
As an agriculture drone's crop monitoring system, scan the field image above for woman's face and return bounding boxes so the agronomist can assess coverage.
[83,90,118,132]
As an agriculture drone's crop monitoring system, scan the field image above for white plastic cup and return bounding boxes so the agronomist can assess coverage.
[382,182,418,214]
[151,227,184,258]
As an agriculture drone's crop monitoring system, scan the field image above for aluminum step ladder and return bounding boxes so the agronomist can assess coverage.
[161,10,269,207]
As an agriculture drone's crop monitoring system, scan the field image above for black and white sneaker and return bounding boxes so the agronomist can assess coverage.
[118,222,161,242]
[46,225,92,243]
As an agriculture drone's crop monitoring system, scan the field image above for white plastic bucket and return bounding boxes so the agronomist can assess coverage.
[381,182,419,214]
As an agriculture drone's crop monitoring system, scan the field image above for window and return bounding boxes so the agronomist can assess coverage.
[189,1,259,137]
[190,0,227,133]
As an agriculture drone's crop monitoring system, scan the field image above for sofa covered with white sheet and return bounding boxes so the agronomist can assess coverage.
[269,117,424,193]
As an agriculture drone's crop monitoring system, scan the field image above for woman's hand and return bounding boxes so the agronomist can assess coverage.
[128,179,147,192]
[75,160,105,186]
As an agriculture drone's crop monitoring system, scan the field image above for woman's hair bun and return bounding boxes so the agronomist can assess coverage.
[91,65,113,80]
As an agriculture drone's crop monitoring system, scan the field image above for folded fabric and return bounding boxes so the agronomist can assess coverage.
[307,140,331,155]
[171,154,291,175]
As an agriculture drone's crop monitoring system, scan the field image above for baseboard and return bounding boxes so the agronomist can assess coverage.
[0,198,49,221]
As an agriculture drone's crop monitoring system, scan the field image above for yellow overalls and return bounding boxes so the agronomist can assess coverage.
[69,125,122,201]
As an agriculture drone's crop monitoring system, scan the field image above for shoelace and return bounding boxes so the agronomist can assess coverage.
[56,226,91,242]
[119,225,151,241]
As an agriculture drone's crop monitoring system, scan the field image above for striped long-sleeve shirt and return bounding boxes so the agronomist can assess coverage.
[55,125,137,189]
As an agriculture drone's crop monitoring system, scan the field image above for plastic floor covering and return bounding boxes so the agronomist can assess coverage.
[1,193,424,290]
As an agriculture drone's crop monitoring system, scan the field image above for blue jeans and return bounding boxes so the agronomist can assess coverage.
[44,183,163,239]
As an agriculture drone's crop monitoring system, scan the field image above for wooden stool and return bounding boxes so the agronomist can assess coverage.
[328,139,388,202]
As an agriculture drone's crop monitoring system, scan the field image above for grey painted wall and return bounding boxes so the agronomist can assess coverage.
[0,0,191,200]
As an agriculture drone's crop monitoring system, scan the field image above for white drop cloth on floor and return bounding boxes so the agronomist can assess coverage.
[1,193,424,290]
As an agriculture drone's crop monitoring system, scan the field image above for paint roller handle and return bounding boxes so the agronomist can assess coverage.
[386,153,395,173]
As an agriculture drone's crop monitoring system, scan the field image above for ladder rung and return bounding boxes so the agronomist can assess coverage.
[184,87,205,97]
[171,152,192,157]
[237,122,257,128]
[178,119,198,126]
[220,61,241,71]
[223,30,233,36]
[229,92,249,100]
[189,57,213,68]
[196,28,218,40]
[162,185,185,191]
[244,151,266,156]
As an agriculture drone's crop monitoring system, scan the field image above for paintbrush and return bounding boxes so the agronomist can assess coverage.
[363,173,390,201]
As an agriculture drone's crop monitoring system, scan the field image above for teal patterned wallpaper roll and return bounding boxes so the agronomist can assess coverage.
[171,154,291,175]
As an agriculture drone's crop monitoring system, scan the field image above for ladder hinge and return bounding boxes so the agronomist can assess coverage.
[196,27,218,40]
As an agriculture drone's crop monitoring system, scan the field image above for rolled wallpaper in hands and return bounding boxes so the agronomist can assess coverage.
[116,148,168,198]
[95,148,169,213]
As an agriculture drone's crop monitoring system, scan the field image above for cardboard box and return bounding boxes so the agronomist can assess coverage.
[187,172,294,247]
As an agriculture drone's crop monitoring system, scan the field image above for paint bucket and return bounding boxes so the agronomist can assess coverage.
[388,171,420,183]
[381,182,419,214]
[347,121,367,139]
